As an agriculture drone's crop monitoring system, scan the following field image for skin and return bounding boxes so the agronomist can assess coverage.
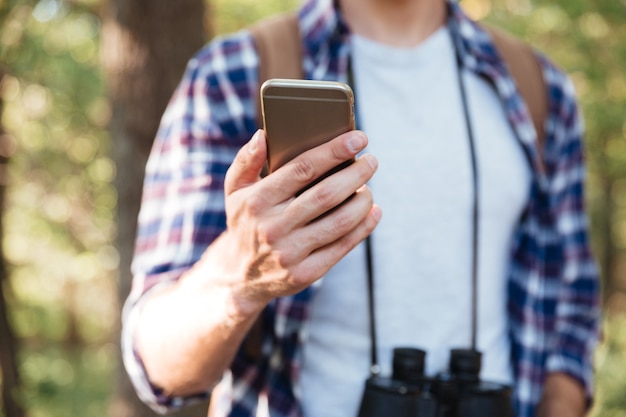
[536,373,587,417]
[136,0,589,415]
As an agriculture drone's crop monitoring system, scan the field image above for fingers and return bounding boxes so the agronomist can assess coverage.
[251,193,382,295]
[272,183,376,269]
[224,130,268,196]
[298,183,376,249]
[286,153,378,225]
[261,130,369,203]
[292,203,382,285]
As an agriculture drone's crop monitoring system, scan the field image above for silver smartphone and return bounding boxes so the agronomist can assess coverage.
[260,78,356,174]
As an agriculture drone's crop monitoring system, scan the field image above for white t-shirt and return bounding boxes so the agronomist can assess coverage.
[299,27,531,417]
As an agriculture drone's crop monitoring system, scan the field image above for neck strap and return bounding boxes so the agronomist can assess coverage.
[350,16,480,376]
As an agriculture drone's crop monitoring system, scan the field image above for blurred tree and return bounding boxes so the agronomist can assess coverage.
[0,66,25,417]
[100,1,209,416]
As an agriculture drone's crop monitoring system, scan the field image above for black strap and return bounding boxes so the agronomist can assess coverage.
[358,15,481,376]
[455,33,480,352]
[364,236,379,375]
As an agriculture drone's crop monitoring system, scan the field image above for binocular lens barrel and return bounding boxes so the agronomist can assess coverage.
[392,348,426,383]
[449,349,481,381]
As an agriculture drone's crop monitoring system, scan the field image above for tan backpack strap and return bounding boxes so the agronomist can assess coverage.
[486,26,548,161]
[249,12,304,128]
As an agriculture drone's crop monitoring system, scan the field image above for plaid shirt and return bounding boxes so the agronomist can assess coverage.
[122,1,601,416]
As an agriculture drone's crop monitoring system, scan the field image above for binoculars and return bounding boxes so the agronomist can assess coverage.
[357,348,515,417]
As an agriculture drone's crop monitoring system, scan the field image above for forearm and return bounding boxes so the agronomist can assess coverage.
[135,235,266,396]
[535,372,587,417]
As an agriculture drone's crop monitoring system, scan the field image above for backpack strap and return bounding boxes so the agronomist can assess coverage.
[249,13,304,129]
[485,26,548,169]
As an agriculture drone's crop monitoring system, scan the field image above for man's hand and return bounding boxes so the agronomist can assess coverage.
[208,128,381,317]
[535,373,587,417]
[136,129,380,396]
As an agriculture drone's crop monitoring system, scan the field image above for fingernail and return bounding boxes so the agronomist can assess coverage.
[364,154,378,170]
[346,131,367,154]
[248,130,261,154]
[246,131,261,155]
[371,206,382,222]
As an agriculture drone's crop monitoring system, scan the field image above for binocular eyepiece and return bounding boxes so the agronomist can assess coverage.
[357,348,514,417]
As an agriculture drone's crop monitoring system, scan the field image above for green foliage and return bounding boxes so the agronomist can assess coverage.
[16,343,115,417]
[211,0,299,34]
[591,315,626,417]
[1,0,117,345]
[1,0,116,415]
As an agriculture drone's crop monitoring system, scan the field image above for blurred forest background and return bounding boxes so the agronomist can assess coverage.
[0,0,624,416]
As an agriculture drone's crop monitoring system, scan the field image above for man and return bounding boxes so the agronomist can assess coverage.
[122,0,601,416]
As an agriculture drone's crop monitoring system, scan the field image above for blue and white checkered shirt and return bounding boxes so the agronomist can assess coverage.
[122,1,601,416]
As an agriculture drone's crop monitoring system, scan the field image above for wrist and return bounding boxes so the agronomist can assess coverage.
[181,233,269,323]
[536,373,586,417]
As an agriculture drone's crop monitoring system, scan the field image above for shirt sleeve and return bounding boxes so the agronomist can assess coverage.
[542,59,602,403]
[120,30,259,413]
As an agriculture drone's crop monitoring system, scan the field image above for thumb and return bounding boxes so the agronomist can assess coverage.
[224,130,268,196]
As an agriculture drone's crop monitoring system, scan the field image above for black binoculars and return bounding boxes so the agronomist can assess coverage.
[357,347,515,417]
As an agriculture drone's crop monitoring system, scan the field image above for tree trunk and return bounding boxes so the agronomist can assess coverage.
[101,2,208,416]
[0,70,25,417]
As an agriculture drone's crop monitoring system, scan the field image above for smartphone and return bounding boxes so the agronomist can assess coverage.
[260,78,356,175]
